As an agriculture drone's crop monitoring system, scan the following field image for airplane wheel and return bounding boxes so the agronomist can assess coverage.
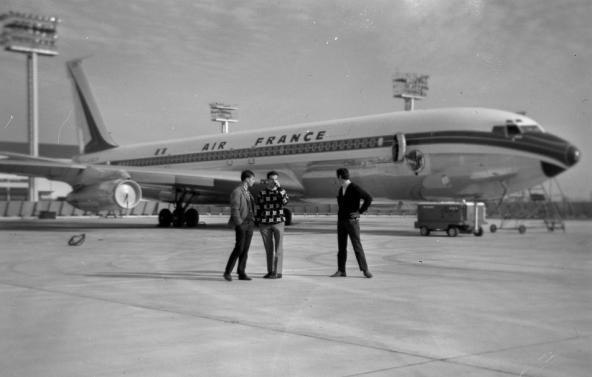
[158,208,173,227]
[474,227,484,237]
[518,225,526,234]
[185,208,199,227]
[547,221,555,231]
[447,226,459,237]
[284,208,293,226]
[173,208,185,228]
[490,224,497,233]
[420,226,430,236]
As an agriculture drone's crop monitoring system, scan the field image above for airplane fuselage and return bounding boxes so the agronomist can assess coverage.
[74,107,579,203]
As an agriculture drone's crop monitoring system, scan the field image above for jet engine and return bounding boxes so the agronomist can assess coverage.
[66,179,142,212]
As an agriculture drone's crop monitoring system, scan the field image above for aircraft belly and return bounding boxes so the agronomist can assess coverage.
[302,162,426,200]
[298,152,549,201]
[419,154,545,200]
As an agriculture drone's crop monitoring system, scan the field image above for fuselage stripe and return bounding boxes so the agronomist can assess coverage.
[110,136,387,167]
[105,131,566,167]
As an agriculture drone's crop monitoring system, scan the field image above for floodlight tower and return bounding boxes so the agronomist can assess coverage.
[210,102,238,134]
[393,72,429,111]
[1,11,59,201]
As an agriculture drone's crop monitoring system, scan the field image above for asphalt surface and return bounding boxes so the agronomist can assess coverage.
[0,215,590,377]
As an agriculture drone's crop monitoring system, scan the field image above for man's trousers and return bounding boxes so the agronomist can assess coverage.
[337,218,368,273]
[259,223,284,274]
[225,221,254,276]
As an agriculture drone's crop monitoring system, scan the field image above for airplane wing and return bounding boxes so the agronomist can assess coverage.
[0,152,241,197]
[0,152,303,205]
[0,152,88,184]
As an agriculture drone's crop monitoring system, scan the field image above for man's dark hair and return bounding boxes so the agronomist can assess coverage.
[241,170,255,181]
[267,170,279,179]
[336,168,350,180]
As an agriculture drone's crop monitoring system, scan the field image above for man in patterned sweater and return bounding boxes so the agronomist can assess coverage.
[256,170,289,279]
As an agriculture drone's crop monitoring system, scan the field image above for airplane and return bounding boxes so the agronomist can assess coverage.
[0,58,581,228]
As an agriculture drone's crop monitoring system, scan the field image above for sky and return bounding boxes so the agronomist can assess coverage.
[1,0,591,199]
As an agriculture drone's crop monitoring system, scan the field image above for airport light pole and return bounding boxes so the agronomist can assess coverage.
[210,102,238,134]
[393,73,429,111]
[0,11,59,201]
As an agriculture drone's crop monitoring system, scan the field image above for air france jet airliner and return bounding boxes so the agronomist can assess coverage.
[0,59,580,227]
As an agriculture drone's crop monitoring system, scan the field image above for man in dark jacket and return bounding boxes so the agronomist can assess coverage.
[223,170,256,281]
[331,168,373,278]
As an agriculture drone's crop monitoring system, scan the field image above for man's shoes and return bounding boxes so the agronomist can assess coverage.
[238,274,252,281]
[363,270,373,278]
[223,273,232,281]
[275,273,282,279]
[330,270,346,277]
[263,273,274,279]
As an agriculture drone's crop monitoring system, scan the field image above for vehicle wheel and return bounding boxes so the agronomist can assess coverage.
[490,224,497,233]
[284,208,293,226]
[518,225,526,234]
[185,208,199,227]
[420,226,430,236]
[474,227,484,237]
[158,208,173,227]
[447,226,459,237]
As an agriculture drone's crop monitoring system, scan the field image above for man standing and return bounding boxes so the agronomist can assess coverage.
[331,168,373,278]
[256,171,289,279]
[223,170,256,281]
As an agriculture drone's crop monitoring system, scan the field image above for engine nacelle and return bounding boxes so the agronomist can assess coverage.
[66,179,142,212]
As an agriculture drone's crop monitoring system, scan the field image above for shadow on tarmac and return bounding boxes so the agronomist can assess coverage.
[288,226,421,237]
[86,270,362,281]
[86,270,226,282]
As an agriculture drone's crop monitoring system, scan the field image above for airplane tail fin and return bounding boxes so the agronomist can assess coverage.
[66,59,118,154]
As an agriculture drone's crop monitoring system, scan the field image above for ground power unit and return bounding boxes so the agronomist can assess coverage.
[414,202,486,237]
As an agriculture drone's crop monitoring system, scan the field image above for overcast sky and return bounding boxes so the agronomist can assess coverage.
[1,0,590,199]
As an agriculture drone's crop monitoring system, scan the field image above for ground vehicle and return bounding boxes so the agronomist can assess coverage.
[414,202,486,237]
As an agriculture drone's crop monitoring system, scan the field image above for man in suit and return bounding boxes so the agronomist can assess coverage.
[331,167,373,278]
[223,170,257,281]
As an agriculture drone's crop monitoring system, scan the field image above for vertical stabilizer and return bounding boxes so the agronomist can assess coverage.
[66,59,118,154]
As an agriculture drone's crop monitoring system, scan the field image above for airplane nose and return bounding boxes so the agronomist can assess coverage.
[566,145,580,166]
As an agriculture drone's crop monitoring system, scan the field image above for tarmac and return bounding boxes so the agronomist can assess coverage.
[0,215,590,377]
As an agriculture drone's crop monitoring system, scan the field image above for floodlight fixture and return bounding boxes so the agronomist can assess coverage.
[210,102,238,134]
[393,72,429,111]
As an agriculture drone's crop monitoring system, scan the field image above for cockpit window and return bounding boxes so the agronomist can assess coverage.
[519,125,543,133]
[492,125,508,136]
[506,125,521,136]
[492,123,544,137]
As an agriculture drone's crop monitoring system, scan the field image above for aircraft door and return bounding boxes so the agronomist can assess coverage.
[392,133,406,163]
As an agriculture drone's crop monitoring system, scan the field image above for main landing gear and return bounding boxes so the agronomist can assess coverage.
[158,190,200,228]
